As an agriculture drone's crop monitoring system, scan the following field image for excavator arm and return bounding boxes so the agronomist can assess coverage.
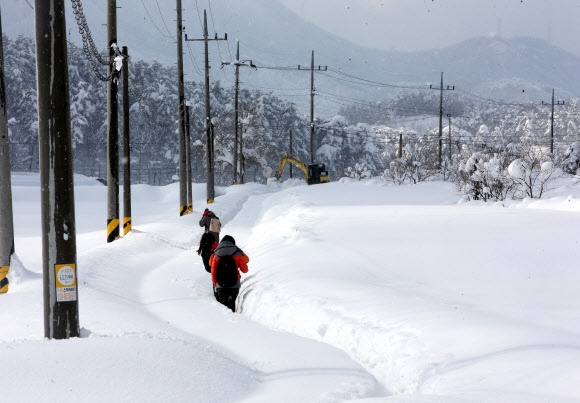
[275,153,308,181]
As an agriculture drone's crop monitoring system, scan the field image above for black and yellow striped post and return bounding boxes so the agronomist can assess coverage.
[123,217,131,236]
[180,205,187,216]
[0,266,8,294]
[107,219,120,243]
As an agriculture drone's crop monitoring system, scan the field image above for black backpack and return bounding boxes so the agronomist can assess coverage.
[216,255,238,287]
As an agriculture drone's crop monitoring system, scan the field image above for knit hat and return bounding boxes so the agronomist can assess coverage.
[221,235,235,245]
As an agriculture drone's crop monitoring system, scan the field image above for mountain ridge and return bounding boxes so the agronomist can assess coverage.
[1,0,578,113]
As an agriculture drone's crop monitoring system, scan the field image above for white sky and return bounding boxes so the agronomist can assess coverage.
[277,0,580,55]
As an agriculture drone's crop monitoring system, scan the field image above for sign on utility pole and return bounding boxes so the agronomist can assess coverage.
[34,0,80,339]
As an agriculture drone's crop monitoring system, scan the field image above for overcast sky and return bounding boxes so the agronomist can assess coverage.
[277,0,580,56]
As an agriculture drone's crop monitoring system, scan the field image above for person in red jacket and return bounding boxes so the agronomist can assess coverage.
[209,235,249,312]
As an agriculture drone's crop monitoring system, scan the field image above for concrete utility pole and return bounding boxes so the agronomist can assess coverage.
[34,0,80,338]
[447,114,452,162]
[289,130,293,179]
[106,0,120,242]
[122,46,131,235]
[176,0,188,216]
[185,10,227,204]
[240,121,245,184]
[0,9,14,295]
[186,105,193,212]
[430,72,454,169]
[221,41,255,185]
[298,51,327,164]
[398,132,403,158]
[542,89,565,154]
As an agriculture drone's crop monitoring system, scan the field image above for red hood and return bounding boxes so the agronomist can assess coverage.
[202,210,213,217]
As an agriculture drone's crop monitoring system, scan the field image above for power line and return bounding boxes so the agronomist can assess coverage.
[154,0,175,38]
[326,67,429,90]
[456,88,534,107]
[317,90,463,115]
[185,40,204,77]
[138,0,174,39]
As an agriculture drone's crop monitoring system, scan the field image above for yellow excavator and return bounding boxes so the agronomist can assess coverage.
[274,153,330,185]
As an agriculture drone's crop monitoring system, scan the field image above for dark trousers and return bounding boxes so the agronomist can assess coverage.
[216,287,239,312]
[201,254,211,273]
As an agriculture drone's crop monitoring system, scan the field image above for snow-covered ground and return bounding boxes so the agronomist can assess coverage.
[2,173,580,402]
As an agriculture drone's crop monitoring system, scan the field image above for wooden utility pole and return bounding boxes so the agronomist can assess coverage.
[0,9,14,295]
[542,89,565,153]
[35,0,80,338]
[176,0,187,216]
[185,10,227,204]
[186,105,193,212]
[106,0,120,243]
[122,46,131,235]
[430,72,454,169]
[298,51,327,164]
[221,41,255,185]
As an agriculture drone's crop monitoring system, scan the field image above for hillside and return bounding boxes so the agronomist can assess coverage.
[1,0,580,110]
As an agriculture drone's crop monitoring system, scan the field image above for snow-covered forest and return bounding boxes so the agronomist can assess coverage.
[5,30,580,197]
[6,33,579,194]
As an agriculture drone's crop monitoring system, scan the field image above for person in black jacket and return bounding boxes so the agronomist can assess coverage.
[197,232,218,273]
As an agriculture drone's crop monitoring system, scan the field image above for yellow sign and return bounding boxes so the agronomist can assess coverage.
[55,264,77,302]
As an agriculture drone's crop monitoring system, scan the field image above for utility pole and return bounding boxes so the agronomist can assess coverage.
[186,104,193,212]
[542,89,565,153]
[35,0,80,338]
[298,51,327,164]
[221,41,255,185]
[185,10,227,204]
[0,9,14,295]
[240,121,245,184]
[176,0,187,216]
[430,72,454,169]
[106,0,119,243]
[398,132,403,158]
[289,129,293,179]
[122,46,131,235]
[447,114,452,162]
